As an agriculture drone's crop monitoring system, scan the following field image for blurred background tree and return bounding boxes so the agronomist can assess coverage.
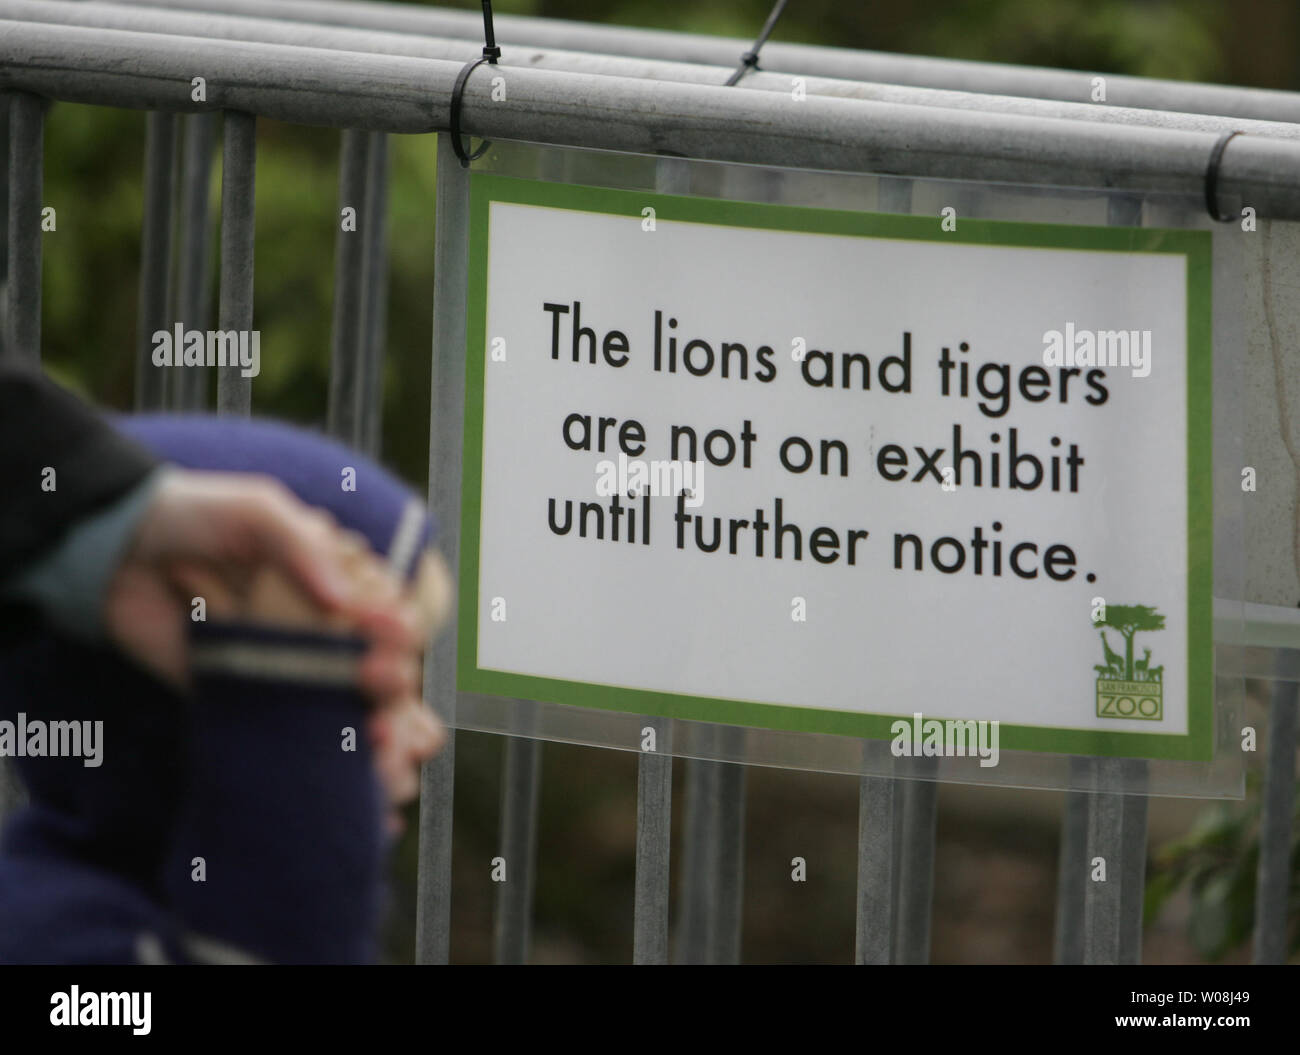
[1146,775,1299,960]
[21,0,1300,962]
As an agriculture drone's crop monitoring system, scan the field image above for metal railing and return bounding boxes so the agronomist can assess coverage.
[1,0,1297,965]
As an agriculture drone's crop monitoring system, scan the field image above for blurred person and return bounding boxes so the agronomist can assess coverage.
[0,413,453,963]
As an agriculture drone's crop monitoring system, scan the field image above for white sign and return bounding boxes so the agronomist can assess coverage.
[459,175,1212,761]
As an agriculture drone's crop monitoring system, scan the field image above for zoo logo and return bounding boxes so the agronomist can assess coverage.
[1093,604,1164,721]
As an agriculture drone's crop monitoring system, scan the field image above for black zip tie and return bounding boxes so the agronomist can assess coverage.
[1205,130,1242,223]
[479,0,501,63]
[450,0,500,168]
[724,0,790,86]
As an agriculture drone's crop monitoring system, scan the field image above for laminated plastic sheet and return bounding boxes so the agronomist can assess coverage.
[443,140,1250,798]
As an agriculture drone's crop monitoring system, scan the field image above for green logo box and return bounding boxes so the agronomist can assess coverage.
[1097,680,1163,721]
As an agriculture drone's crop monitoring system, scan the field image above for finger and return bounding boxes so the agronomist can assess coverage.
[337,530,370,560]
[367,711,392,749]
[409,703,445,759]
[167,561,238,618]
[241,484,353,612]
[352,601,423,653]
[391,759,420,804]
[374,728,421,805]
[384,698,441,760]
[413,552,456,637]
[358,648,420,704]
[103,565,191,690]
[351,554,401,604]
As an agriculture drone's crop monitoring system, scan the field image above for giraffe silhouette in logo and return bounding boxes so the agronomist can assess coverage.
[1099,631,1125,677]
[1135,648,1151,681]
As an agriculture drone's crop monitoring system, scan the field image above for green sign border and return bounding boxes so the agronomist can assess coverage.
[458,173,1214,762]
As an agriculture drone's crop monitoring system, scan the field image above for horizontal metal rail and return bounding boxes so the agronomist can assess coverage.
[7,2,1300,143]
[6,21,1300,218]
[116,0,1300,124]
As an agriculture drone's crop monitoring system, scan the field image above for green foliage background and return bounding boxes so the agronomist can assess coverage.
[25,0,1300,962]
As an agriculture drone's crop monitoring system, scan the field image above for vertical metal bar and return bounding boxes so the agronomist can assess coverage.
[862,173,917,966]
[692,164,777,967]
[490,145,581,966]
[1253,672,1298,964]
[889,770,905,926]
[327,127,389,454]
[0,99,10,359]
[493,720,542,965]
[0,94,36,819]
[855,741,897,964]
[216,111,254,417]
[1053,756,1092,964]
[1082,756,1125,963]
[135,111,176,411]
[6,93,43,363]
[676,741,745,965]
[642,155,718,968]
[1078,192,1151,967]
[709,740,746,965]
[171,112,217,411]
[328,129,370,444]
[360,130,389,457]
[1117,758,1149,965]
[486,144,547,966]
[415,133,469,965]
[633,716,671,965]
[893,763,939,964]
[674,741,719,964]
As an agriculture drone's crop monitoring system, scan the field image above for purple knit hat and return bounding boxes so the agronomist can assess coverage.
[116,414,434,583]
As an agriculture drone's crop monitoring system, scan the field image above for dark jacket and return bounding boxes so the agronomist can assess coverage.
[0,364,157,583]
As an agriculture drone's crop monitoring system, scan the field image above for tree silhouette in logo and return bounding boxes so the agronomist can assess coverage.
[1095,604,1165,681]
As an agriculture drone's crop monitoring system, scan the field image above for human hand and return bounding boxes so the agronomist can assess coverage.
[102,468,427,710]
[109,475,454,831]
[369,550,452,831]
[222,540,452,831]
